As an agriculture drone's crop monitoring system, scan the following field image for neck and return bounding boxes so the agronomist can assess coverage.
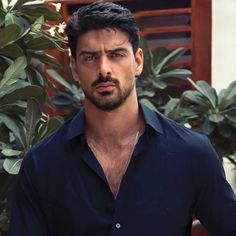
[84,94,143,142]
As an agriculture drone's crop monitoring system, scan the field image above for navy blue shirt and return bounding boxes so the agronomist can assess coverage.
[10,103,236,236]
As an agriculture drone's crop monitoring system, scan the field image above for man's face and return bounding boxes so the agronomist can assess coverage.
[71,28,143,111]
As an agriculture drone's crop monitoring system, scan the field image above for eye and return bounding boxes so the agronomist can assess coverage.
[109,52,125,58]
[84,54,96,61]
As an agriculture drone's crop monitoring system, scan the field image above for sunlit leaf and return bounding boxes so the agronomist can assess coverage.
[3,158,23,175]
[0,56,27,90]
[208,113,224,123]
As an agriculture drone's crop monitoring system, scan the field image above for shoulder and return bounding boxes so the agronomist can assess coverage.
[22,109,85,169]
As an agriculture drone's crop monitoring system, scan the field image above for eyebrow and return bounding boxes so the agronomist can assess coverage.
[78,47,129,58]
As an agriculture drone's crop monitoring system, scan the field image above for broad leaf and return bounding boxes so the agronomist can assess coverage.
[0,113,25,148]
[0,80,29,100]
[26,36,57,50]
[164,98,180,116]
[25,98,42,149]
[197,119,215,135]
[0,24,21,48]
[154,47,186,75]
[33,116,63,144]
[152,47,168,68]
[21,7,62,21]
[0,56,27,90]
[152,79,167,89]
[28,52,63,70]
[208,113,224,123]
[0,85,45,105]
[217,122,232,138]
[182,91,210,108]
[47,69,73,90]
[3,158,23,175]
[2,149,22,157]
[196,80,217,108]
[31,16,44,33]
[0,43,24,59]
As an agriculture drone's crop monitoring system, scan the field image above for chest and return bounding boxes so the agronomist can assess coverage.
[88,143,135,197]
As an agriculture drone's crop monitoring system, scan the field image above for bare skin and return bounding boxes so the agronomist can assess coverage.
[71,29,144,197]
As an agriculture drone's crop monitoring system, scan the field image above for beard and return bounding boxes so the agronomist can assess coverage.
[83,75,134,111]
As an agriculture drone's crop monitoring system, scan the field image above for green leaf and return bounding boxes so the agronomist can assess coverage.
[33,116,63,144]
[0,113,25,148]
[21,7,62,21]
[164,98,180,116]
[0,43,24,59]
[28,52,63,70]
[152,79,167,89]
[157,69,192,80]
[31,15,44,33]
[0,5,6,20]
[182,90,210,108]
[26,36,57,50]
[0,56,27,90]
[154,47,186,75]
[47,69,73,90]
[0,84,45,105]
[3,158,23,175]
[14,0,37,7]
[217,122,231,138]
[0,24,21,48]
[25,98,42,149]
[218,81,236,109]
[208,113,224,123]
[139,38,154,75]
[152,47,168,68]
[1,148,22,157]
[197,119,215,135]
[196,80,217,108]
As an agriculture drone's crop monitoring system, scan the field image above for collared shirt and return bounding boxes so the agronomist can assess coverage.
[10,103,236,236]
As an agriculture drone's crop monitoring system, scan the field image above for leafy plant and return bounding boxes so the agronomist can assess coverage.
[164,78,236,164]
[47,66,84,118]
[0,0,67,233]
[137,38,192,109]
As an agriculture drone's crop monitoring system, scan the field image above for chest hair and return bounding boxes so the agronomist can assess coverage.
[87,138,137,198]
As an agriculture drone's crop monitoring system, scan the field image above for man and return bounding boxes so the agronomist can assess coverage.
[10,2,236,236]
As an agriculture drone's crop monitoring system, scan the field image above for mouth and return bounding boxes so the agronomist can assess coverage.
[95,82,116,92]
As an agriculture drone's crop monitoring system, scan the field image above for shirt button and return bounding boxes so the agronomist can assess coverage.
[115,223,121,229]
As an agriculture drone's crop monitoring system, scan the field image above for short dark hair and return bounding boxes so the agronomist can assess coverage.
[66,1,140,58]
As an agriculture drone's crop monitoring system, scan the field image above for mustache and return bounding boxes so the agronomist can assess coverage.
[92,75,119,87]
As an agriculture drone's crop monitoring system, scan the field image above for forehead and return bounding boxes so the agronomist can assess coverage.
[76,28,131,52]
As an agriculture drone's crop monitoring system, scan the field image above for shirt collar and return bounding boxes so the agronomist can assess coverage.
[139,102,163,134]
[67,108,86,140]
[67,102,163,140]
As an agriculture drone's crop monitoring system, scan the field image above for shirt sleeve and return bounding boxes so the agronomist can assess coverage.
[194,136,236,236]
[9,152,49,236]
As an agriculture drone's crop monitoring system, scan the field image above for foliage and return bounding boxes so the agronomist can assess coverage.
[0,0,66,233]
[164,78,236,164]
[137,38,192,109]
[47,66,84,118]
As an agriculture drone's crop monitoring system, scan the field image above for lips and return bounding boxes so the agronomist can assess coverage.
[95,82,116,92]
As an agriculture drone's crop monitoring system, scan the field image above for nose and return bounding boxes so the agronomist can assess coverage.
[97,55,112,77]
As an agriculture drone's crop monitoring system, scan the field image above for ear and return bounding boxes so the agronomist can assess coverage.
[71,57,80,82]
[134,48,144,76]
